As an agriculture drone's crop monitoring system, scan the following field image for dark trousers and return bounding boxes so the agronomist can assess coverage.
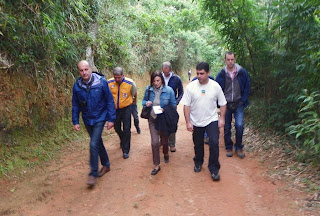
[115,104,132,154]
[193,121,220,175]
[148,117,169,166]
[131,104,140,130]
[85,121,110,178]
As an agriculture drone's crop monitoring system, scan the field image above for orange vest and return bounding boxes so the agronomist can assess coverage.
[108,77,134,109]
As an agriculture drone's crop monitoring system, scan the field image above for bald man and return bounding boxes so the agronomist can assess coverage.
[72,60,116,187]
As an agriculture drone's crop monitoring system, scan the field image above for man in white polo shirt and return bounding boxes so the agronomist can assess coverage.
[181,62,227,181]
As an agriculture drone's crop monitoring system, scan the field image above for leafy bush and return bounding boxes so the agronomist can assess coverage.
[286,90,320,157]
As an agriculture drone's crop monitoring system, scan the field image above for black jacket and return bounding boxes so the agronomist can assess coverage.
[155,105,179,135]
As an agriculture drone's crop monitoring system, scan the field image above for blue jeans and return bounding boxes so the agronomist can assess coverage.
[193,121,220,175]
[224,103,245,150]
[115,104,132,154]
[85,121,110,178]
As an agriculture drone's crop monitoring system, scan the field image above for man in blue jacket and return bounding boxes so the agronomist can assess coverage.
[162,62,184,152]
[215,52,250,159]
[72,60,116,187]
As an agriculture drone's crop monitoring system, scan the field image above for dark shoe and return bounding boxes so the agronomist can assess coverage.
[170,146,176,152]
[194,165,202,173]
[235,149,245,159]
[226,149,233,157]
[98,166,110,177]
[204,137,209,144]
[123,153,129,159]
[164,155,169,163]
[137,127,141,134]
[151,167,161,175]
[211,172,220,181]
[87,176,96,187]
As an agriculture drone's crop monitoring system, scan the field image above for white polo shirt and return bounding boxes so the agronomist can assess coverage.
[181,79,227,127]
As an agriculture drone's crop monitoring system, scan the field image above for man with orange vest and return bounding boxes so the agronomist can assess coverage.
[108,67,137,159]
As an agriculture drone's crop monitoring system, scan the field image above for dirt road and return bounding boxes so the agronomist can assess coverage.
[0,104,315,216]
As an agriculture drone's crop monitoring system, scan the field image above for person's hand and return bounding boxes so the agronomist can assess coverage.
[106,122,114,130]
[186,122,194,132]
[74,124,80,131]
[146,101,152,107]
[218,118,225,128]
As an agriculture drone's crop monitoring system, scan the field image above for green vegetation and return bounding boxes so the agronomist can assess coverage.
[0,0,320,177]
[200,0,320,161]
[0,0,220,177]
[0,116,86,177]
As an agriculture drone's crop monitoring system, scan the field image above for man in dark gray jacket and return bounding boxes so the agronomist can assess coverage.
[215,52,251,159]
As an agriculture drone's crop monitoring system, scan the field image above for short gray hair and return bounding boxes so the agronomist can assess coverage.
[162,61,172,69]
[113,67,123,75]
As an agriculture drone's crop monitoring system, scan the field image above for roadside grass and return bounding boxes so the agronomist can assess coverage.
[0,116,87,178]
[0,73,150,179]
[244,123,320,210]
[245,104,320,206]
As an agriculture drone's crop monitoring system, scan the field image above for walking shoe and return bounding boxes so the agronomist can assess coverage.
[151,167,161,175]
[204,137,209,144]
[211,172,220,181]
[137,127,141,134]
[194,165,202,173]
[123,153,129,159]
[170,146,176,152]
[235,149,245,159]
[98,166,110,177]
[164,155,169,163]
[226,149,233,157]
[87,176,96,187]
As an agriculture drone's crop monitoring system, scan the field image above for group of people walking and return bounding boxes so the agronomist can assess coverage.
[72,52,250,187]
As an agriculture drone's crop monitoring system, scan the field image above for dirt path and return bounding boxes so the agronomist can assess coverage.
[0,104,316,216]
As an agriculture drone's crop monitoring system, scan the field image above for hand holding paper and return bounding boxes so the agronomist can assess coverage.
[153,105,163,114]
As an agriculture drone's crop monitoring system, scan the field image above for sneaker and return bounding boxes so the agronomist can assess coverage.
[211,172,220,181]
[235,149,245,159]
[194,165,202,173]
[137,127,141,134]
[204,137,209,144]
[226,149,233,157]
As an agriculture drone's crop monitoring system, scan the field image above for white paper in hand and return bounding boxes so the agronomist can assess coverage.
[153,106,163,114]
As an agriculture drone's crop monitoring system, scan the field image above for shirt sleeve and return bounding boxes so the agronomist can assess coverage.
[181,86,191,107]
[72,83,80,125]
[217,85,227,106]
[103,80,116,122]
[176,77,184,105]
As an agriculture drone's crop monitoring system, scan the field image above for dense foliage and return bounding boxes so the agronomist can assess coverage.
[0,0,221,176]
[0,0,219,130]
[200,0,320,161]
[1,0,319,175]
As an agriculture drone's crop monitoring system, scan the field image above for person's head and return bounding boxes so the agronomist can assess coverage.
[162,61,172,77]
[196,62,210,84]
[77,60,92,82]
[224,51,236,70]
[113,67,124,84]
[150,70,165,89]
